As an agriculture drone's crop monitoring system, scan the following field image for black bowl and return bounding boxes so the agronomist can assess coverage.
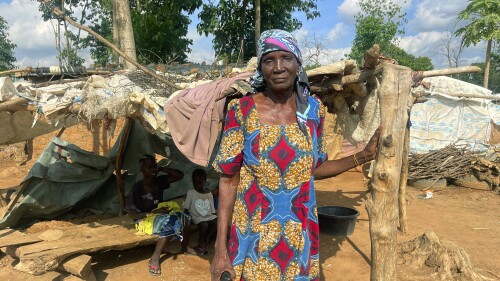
[317,206,359,236]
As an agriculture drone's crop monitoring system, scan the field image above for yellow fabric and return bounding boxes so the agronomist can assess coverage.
[134,201,181,235]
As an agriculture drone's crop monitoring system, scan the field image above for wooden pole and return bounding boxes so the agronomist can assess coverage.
[420,66,481,78]
[56,126,66,138]
[0,67,33,77]
[1,179,32,219]
[38,0,181,90]
[434,92,500,100]
[0,98,28,112]
[398,127,409,233]
[366,64,413,281]
[115,118,132,215]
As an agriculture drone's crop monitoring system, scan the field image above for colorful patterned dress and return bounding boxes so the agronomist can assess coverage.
[214,95,327,280]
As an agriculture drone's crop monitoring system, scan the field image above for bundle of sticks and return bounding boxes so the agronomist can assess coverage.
[408,144,475,182]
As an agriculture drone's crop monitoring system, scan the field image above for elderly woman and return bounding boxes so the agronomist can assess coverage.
[211,29,380,280]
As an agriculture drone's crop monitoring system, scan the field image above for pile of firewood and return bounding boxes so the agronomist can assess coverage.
[408,144,475,183]
[471,149,500,192]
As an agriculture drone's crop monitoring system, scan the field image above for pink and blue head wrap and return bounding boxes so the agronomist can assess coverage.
[250,29,311,138]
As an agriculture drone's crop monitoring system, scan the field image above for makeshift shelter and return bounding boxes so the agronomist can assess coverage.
[0,119,218,229]
[409,76,500,153]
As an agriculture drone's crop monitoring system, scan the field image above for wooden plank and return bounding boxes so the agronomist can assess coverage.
[58,254,96,281]
[0,229,42,248]
[13,215,159,275]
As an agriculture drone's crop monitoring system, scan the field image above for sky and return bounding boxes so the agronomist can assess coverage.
[0,0,487,70]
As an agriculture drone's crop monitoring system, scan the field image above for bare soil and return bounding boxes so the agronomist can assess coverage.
[1,163,499,281]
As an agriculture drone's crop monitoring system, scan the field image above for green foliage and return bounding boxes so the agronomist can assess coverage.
[384,44,434,71]
[455,42,499,92]
[455,61,500,93]
[0,16,16,71]
[130,0,202,64]
[197,0,320,63]
[349,0,407,64]
[60,47,86,66]
[38,0,114,66]
[455,0,500,47]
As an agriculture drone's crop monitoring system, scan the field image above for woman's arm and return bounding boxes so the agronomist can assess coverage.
[210,173,239,281]
[314,127,381,180]
[158,167,184,183]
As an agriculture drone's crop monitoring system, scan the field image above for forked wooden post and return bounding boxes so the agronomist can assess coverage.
[366,64,413,281]
[115,118,132,215]
[398,127,410,233]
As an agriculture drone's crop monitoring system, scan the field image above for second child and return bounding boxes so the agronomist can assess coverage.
[183,169,217,255]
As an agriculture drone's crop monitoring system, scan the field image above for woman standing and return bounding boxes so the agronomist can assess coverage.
[211,30,380,280]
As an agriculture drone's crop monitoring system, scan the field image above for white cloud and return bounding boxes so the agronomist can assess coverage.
[327,22,348,42]
[294,28,309,44]
[302,47,351,66]
[407,0,468,33]
[0,0,92,67]
[338,0,411,23]
[337,0,361,20]
[186,26,215,63]
[399,31,486,69]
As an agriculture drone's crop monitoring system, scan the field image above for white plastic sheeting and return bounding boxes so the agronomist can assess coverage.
[410,76,500,153]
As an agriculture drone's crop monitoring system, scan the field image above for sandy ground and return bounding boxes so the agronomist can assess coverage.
[1,161,499,281]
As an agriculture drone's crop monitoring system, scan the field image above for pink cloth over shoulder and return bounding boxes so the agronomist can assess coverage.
[165,72,253,166]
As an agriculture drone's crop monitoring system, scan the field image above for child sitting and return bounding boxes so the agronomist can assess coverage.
[183,169,217,255]
[124,154,198,276]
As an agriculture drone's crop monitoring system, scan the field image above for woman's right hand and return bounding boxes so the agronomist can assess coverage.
[210,243,235,281]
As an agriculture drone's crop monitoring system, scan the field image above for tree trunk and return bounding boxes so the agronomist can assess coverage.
[366,64,412,281]
[483,39,492,89]
[254,0,261,54]
[114,0,137,70]
[61,0,71,66]
[112,0,120,65]
[57,20,62,67]
[398,127,409,233]
[237,0,249,64]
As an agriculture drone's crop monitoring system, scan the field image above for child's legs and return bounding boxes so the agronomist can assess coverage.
[197,221,209,248]
[206,218,217,245]
[181,220,192,251]
[152,237,170,261]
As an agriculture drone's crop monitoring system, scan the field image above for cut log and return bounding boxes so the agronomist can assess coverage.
[398,231,493,281]
[0,229,42,248]
[366,64,413,281]
[12,215,158,275]
[58,254,96,281]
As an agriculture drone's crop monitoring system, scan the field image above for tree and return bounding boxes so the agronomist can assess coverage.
[455,0,500,89]
[114,0,136,69]
[349,0,407,65]
[455,60,500,93]
[385,44,434,71]
[434,23,466,68]
[39,0,114,67]
[130,0,202,64]
[0,16,17,71]
[197,0,320,64]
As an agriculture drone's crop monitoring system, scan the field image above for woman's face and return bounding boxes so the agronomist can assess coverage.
[260,50,299,93]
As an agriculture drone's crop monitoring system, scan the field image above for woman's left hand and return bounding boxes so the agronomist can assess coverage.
[363,126,382,161]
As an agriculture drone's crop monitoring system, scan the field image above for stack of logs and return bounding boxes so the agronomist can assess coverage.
[408,144,475,181]
[471,149,500,192]
[408,144,500,193]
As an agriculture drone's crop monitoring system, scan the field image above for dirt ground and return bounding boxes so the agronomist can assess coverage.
[0,161,499,281]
